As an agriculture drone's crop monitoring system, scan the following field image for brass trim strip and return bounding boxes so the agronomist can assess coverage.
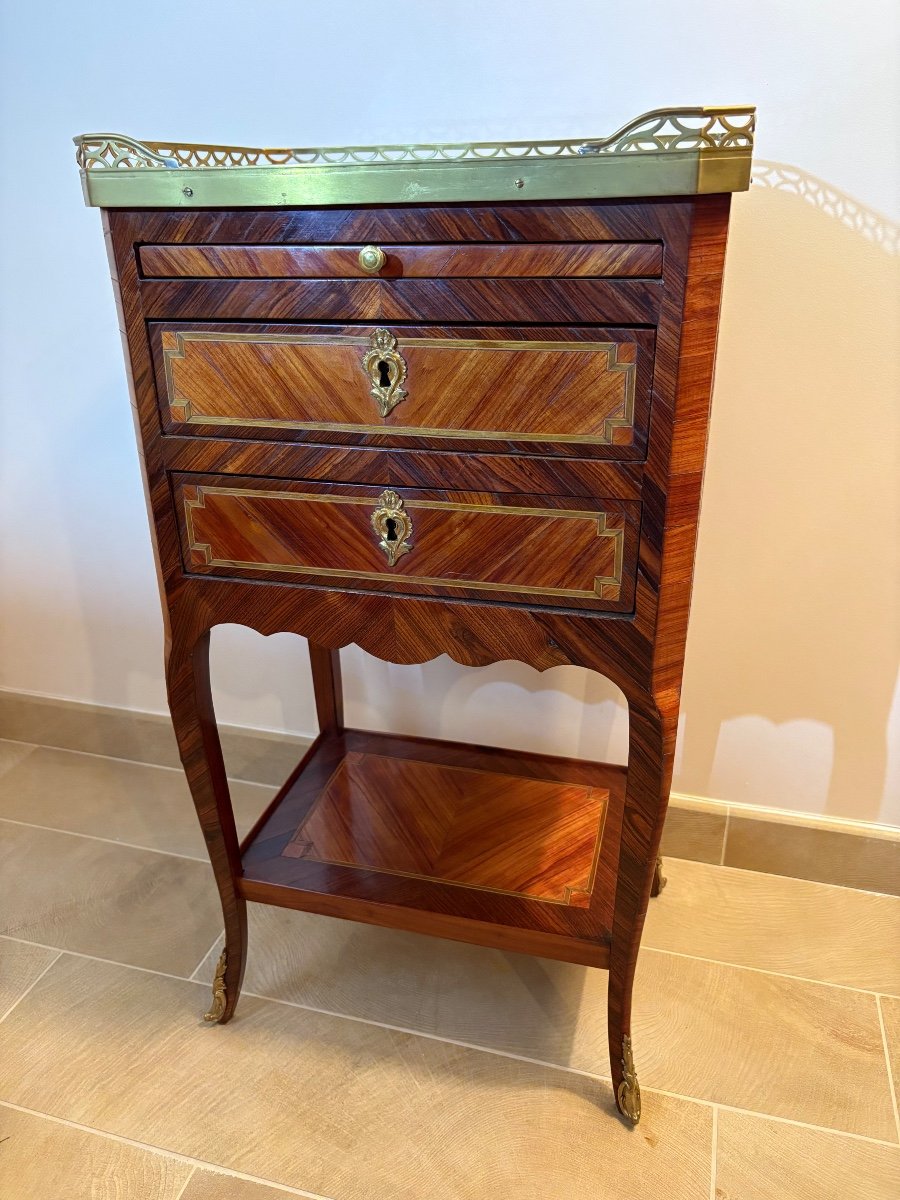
[163,330,637,446]
[182,484,627,600]
[74,106,755,207]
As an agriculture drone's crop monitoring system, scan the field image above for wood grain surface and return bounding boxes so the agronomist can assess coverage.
[240,729,626,966]
[282,749,606,906]
[155,322,652,455]
[175,476,639,611]
[140,240,663,280]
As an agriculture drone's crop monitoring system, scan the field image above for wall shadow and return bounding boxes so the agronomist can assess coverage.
[345,164,900,826]
[343,651,629,768]
[677,163,900,822]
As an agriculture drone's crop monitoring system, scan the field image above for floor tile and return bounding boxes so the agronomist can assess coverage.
[183,1171,312,1199]
[0,938,59,1019]
[643,857,900,993]
[715,1109,900,1199]
[635,951,896,1140]
[0,1105,192,1200]
[659,801,726,864]
[880,995,900,1105]
[219,727,312,788]
[725,815,900,896]
[195,902,604,1062]
[0,740,36,779]
[0,691,182,769]
[0,955,712,1200]
[0,745,275,858]
[197,905,897,1138]
[0,823,223,975]
[0,691,312,784]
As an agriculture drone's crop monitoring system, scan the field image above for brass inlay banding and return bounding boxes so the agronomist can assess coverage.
[183,484,627,601]
[163,330,638,445]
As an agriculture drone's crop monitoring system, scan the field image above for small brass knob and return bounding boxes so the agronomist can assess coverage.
[358,245,386,274]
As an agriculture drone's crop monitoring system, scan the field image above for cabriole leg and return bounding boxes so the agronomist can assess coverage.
[608,694,677,1124]
[166,626,246,1023]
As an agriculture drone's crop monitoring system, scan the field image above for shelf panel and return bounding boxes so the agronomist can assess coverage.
[240,730,625,965]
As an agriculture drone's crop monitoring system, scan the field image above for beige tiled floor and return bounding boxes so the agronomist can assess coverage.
[0,736,898,1198]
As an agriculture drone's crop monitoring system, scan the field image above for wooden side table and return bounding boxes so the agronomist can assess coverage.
[76,106,754,1124]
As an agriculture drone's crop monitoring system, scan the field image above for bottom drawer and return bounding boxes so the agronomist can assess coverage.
[173,474,640,613]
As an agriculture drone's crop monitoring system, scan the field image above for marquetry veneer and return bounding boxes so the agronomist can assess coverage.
[77,107,754,1127]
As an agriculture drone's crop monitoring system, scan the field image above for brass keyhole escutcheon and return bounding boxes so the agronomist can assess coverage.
[362,328,408,418]
[358,244,386,273]
[371,489,413,567]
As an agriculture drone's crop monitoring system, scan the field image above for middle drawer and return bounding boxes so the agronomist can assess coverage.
[150,322,655,459]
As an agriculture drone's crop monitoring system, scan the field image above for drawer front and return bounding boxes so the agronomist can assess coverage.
[174,476,640,613]
[140,241,662,280]
[154,323,654,458]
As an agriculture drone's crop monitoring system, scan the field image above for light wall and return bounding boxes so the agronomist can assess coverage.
[1,1,898,824]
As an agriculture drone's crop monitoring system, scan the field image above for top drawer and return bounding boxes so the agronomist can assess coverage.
[138,241,663,281]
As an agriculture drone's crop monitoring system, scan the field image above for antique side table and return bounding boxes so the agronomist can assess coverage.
[75,106,754,1124]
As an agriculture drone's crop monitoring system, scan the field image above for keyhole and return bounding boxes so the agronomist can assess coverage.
[377,359,392,389]
[385,517,398,542]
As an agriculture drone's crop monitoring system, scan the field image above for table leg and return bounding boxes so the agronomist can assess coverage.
[166,625,247,1023]
[308,643,344,736]
[608,692,677,1123]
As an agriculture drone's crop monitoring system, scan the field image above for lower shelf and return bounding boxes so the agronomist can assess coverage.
[240,729,626,966]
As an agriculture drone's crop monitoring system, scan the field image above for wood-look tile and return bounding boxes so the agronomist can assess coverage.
[182,1172,305,1199]
[0,690,182,769]
[725,815,900,897]
[0,956,712,1200]
[195,903,601,1059]
[880,996,900,1105]
[0,823,222,974]
[635,952,896,1139]
[198,905,896,1138]
[0,745,275,858]
[0,1105,193,1200]
[218,727,312,788]
[0,689,310,785]
[643,857,900,994]
[659,800,726,864]
[715,1109,900,1199]
[0,938,59,1018]
[0,739,36,779]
